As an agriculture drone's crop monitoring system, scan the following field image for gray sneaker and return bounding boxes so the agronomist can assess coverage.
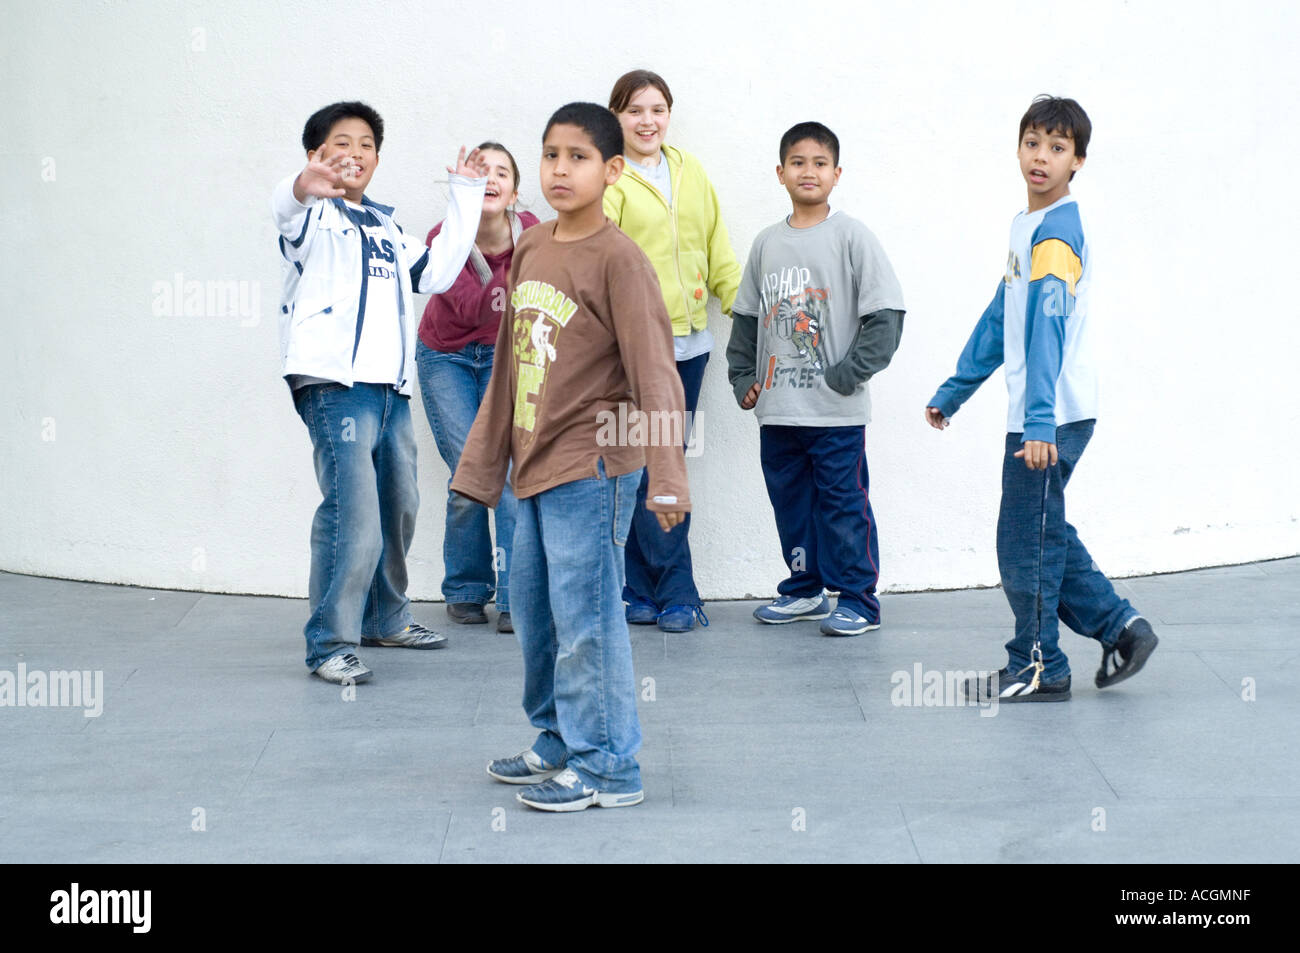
[516,768,644,812]
[487,748,565,785]
[361,622,448,649]
[313,653,373,684]
[753,594,831,624]
[819,606,881,637]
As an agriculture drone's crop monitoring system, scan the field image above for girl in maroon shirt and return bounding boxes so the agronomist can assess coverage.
[415,142,539,633]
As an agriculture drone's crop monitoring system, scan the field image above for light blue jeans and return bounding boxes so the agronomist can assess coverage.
[512,461,643,792]
[293,382,418,670]
[415,340,517,611]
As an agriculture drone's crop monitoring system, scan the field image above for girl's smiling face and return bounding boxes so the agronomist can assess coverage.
[617,85,671,164]
[480,148,519,218]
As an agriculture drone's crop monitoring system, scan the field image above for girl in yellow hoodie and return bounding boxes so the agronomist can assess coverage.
[604,69,742,633]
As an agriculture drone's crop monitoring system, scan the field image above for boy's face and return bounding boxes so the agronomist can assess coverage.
[540,123,623,216]
[309,117,379,200]
[776,138,841,207]
[1018,123,1083,207]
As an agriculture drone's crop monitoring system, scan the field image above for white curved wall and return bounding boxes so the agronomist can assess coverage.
[3,0,1297,598]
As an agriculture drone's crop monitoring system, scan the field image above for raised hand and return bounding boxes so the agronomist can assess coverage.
[294,153,348,202]
[447,145,489,179]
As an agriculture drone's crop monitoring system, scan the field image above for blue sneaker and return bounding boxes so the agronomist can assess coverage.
[516,768,644,812]
[657,604,709,632]
[625,596,659,625]
[753,594,831,624]
[486,749,565,785]
[819,607,881,637]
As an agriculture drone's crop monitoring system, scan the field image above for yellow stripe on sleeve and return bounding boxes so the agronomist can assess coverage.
[1029,239,1082,295]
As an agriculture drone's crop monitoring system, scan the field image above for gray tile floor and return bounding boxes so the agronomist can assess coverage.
[1,559,1296,863]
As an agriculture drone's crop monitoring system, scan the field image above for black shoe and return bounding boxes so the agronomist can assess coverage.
[1096,617,1159,688]
[446,602,488,625]
[966,668,1072,703]
[497,611,513,634]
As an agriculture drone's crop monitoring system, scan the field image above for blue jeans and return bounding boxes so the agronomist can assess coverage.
[512,461,643,792]
[623,351,708,609]
[415,340,517,612]
[759,424,881,622]
[293,382,418,670]
[997,420,1138,682]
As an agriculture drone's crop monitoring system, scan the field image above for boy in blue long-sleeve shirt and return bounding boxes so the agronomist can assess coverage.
[925,96,1158,701]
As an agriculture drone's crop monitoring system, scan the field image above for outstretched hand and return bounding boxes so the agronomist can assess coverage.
[448,146,489,179]
[294,153,349,201]
[924,407,949,430]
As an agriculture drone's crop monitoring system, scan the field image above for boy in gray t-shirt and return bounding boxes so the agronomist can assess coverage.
[727,122,905,636]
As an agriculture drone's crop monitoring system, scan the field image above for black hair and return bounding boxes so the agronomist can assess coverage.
[542,102,623,162]
[477,141,521,190]
[779,121,840,166]
[1019,95,1091,178]
[301,101,384,154]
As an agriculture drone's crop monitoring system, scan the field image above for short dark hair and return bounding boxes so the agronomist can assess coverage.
[543,102,623,162]
[301,101,384,154]
[780,122,840,166]
[608,69,674,113]
[477,141,521,190]
[1019,95,1091,178]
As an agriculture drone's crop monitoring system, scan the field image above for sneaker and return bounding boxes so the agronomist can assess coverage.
[966,667,1072,703]
[657,604,709,632]
[313,652,373,684]
[446,602,488,624]
[819,606,881,637]
[487,749,564,785]
[496,611,513,634]
[515,767,644,812]
[1096,617,1159,689]
[753,594,831,624]
[361,622,447,649]
[625,596,659,625]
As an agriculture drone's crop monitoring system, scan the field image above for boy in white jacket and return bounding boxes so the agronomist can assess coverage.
[271,100,487,683]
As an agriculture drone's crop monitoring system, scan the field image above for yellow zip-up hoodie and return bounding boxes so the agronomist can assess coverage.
[603,145,741,337]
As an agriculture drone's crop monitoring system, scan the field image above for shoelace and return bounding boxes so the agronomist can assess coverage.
[1098,644,1120,678]
[553,769,579,789]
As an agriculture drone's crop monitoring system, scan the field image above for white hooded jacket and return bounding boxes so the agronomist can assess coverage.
[271,172,485,395]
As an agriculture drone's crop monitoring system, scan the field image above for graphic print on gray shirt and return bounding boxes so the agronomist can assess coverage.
[732,210,904,427]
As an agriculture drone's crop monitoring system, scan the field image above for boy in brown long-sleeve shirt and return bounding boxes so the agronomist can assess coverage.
[452,103,688,812]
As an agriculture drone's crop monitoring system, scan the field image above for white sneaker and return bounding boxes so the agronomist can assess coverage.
[313,652,373,684]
